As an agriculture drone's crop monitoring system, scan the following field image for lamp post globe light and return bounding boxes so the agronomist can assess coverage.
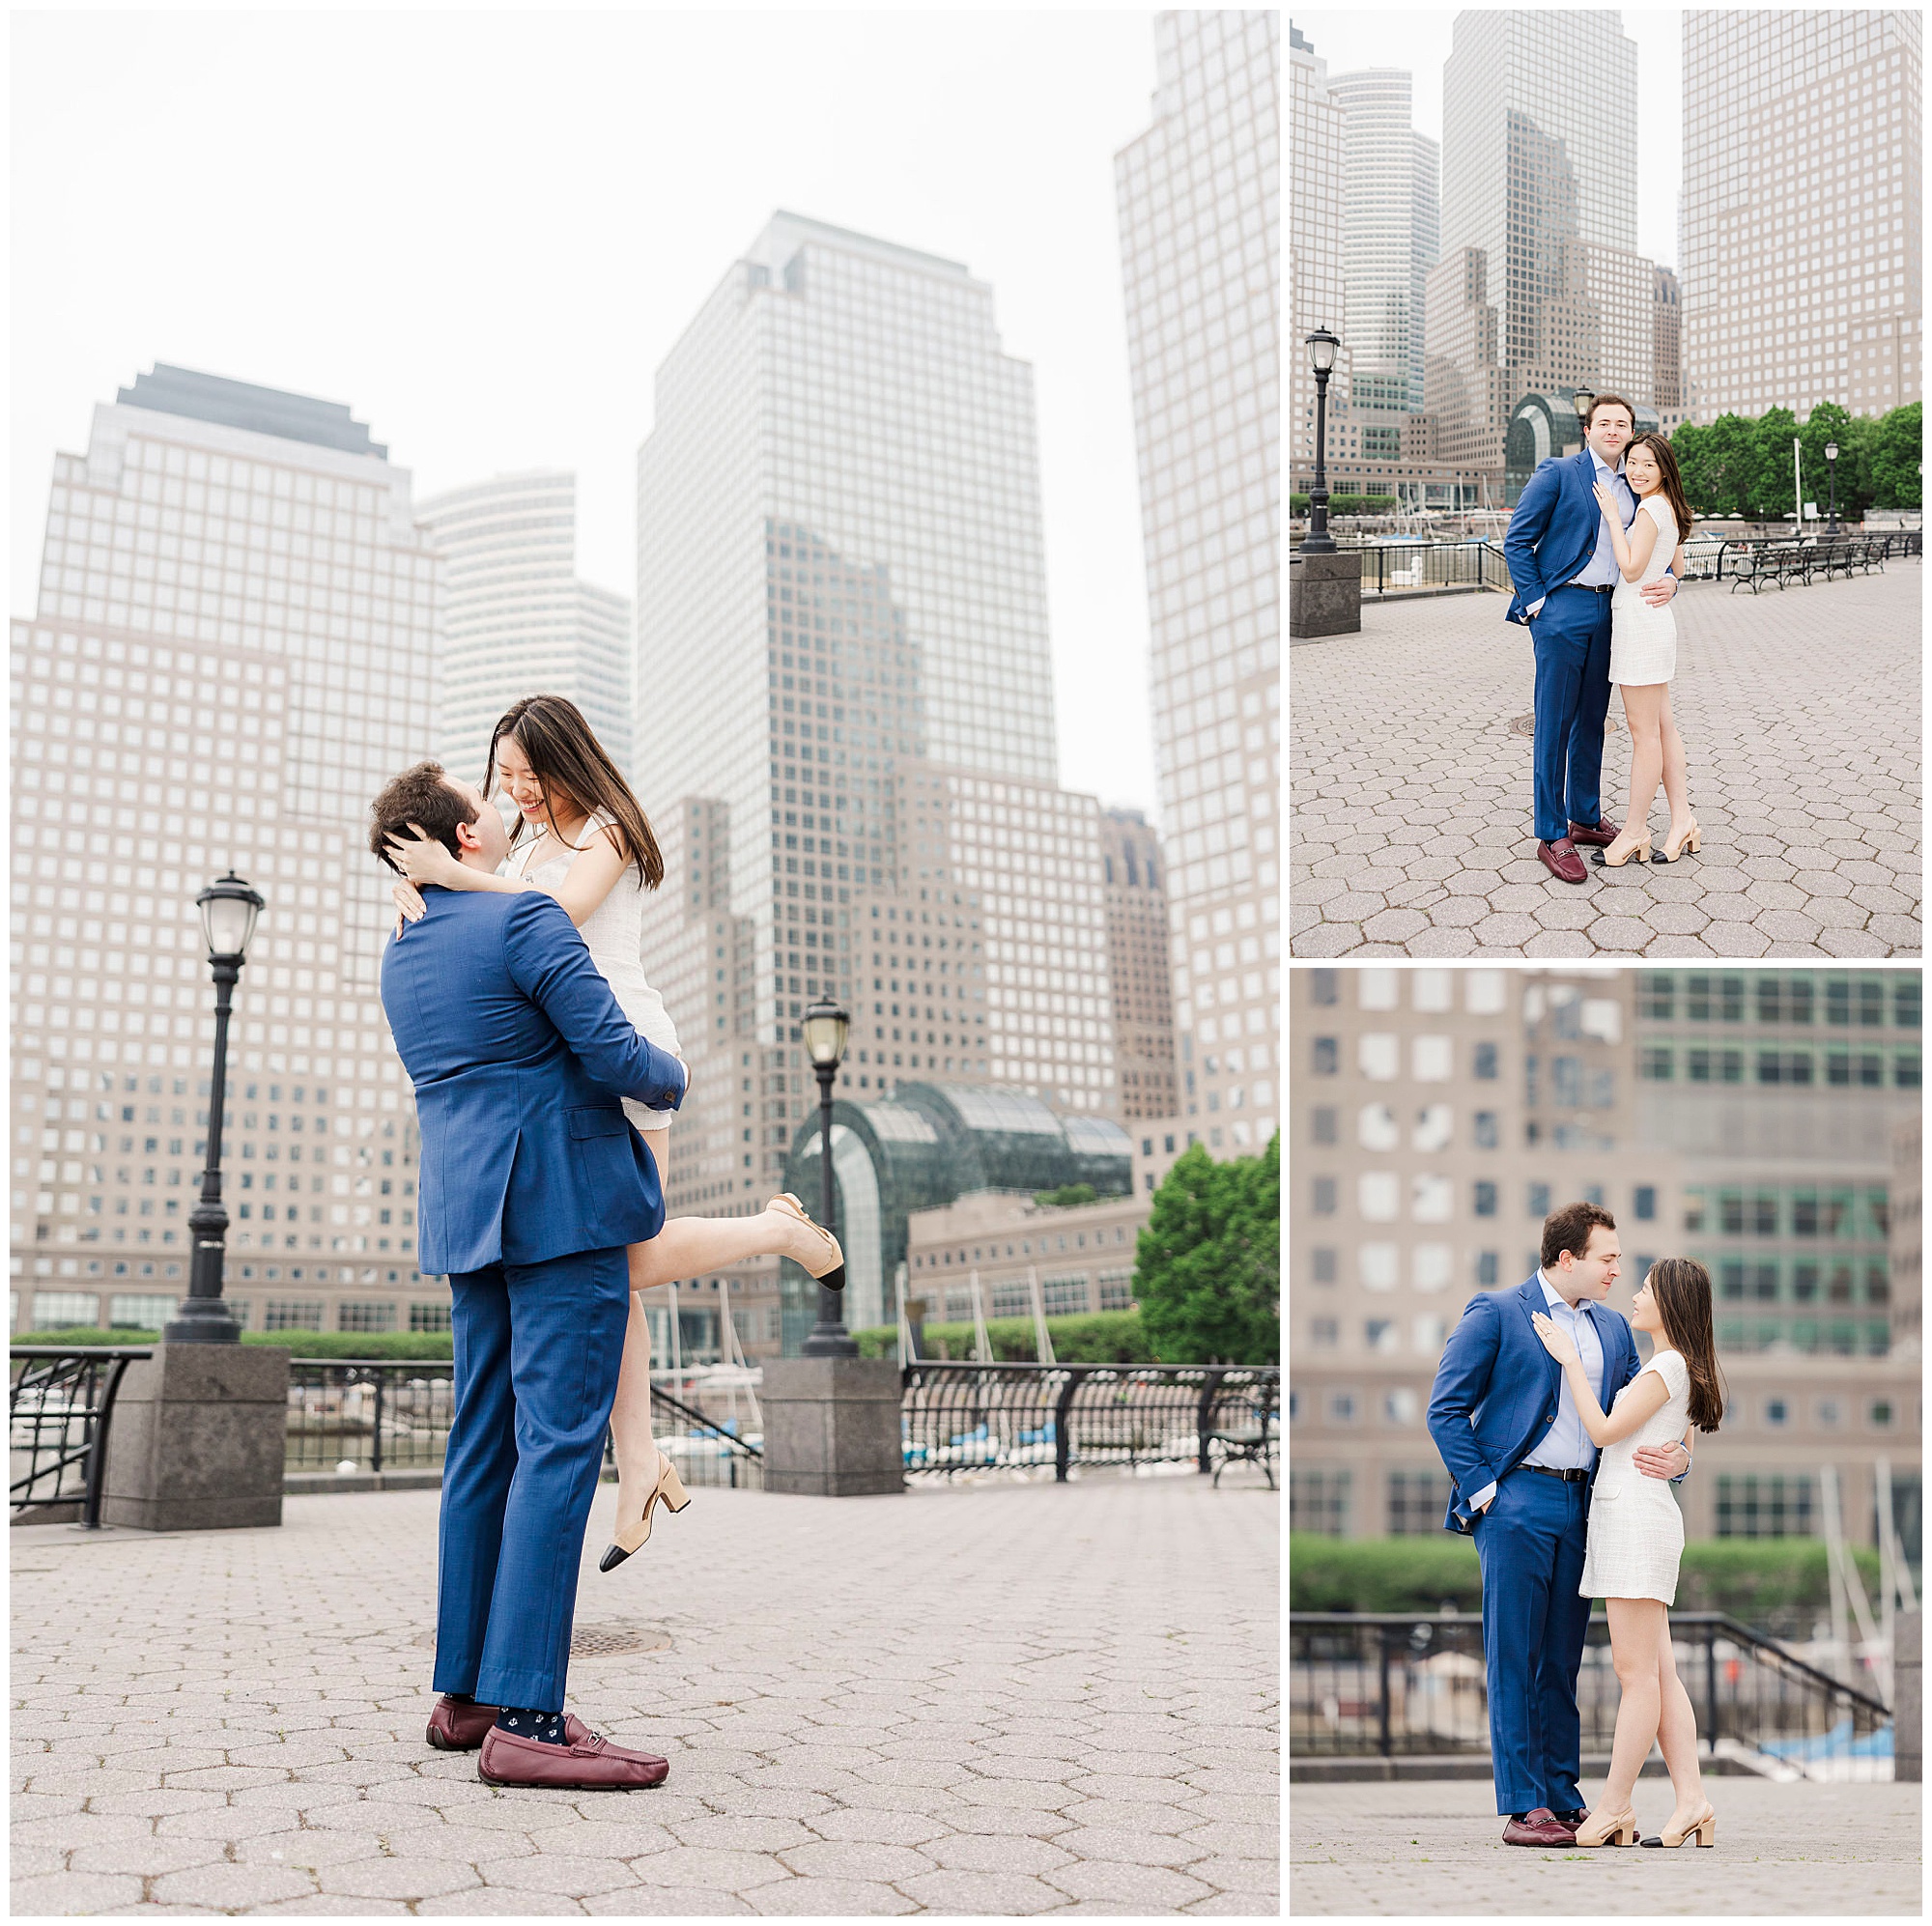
[1824,439,1840,535]
[798,998,856,1358]
[1302,328,1341,555]
[1573,389,1595,450]
[165,873,265,1345]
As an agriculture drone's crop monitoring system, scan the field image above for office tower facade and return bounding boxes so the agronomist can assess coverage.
[10,366,440,1339]
[1329,69,1440,424]
[1289,23,1350,483]
[415,470,632,790]
[1430,10,1655,493]
[1099,808,1178,1121]
[1654,265,1685,425]
[633,212,1116,1356]
[1289,966,1921,1552]
[1682,10,1922,425]
[1118,9,1280,1156]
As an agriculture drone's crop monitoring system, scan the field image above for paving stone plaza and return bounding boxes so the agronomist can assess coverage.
[1290,1774,1922,1915]
[11,1472,1279,1917]
[1290,567,1921,957]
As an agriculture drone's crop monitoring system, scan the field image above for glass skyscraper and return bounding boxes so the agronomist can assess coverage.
[1431,9,1655,488]
[415,469,631,790]
[1681,9,1922,425]
[1117,9,1281,1155]
[10,366,440,1338]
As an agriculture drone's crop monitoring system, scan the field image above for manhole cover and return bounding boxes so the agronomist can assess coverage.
[413,1623,670,1657]
[1510,713,1619,735]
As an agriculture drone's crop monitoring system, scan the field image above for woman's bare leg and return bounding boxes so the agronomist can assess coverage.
[1653,1611,1708,1829]
[1619,683,1666,836]
[1658,688,1693,839]
[606,1131,671,1544]
[1601,1598,1665,1813]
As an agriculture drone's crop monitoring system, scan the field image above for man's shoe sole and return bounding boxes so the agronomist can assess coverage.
[477,1766,666,1791]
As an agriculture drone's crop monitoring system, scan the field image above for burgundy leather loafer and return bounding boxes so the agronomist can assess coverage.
[1538,837,1588,884]
[477,1722,669,1790]
[1568,816,1622,847]
[427,1698,591,1752]
[1502,1806,1577,1847]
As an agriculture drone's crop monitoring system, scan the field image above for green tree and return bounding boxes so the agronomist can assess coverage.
[1748,406,1802,522]
[1668,419,1713,512]
[1132,1135,1279,1365]
[1871,402,1922,508]
[1696,412,1762,517]
[1799,401,1858,523]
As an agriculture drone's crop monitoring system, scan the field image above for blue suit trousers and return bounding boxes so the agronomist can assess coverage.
[1528,585,1614,842]
[1472,1470,1593,1815]
[433,1245,630,1714]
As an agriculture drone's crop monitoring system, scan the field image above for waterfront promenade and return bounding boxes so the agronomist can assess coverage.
[12,1470,1278,1915]
[1291,1774,1920,1914]
[1290,565,1921,957]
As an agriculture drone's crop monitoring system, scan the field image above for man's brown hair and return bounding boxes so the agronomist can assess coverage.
[1585,392,1635,429]
[368,761,477,873]
[1541,1201,1616,1269]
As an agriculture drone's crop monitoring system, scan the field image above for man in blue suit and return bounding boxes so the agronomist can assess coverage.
[1503,394,1678,884]
[372,761,689,1792]
[1427,1203,1690,1846]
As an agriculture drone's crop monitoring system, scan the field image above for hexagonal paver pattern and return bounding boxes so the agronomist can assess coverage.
[1292,567,1921,955]
[13,1474,1277,1913]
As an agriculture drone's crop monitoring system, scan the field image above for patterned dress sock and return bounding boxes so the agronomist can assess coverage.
[496,1707,567,1745]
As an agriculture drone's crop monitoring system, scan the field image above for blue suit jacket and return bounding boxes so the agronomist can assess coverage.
[380,888,687,1276]
[1502,450,1613,627]
[1426,1276,1639,1535]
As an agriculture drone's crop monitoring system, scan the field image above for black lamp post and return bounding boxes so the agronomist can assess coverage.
[1573,389,1596,452]
[1303,328,1341,554]
[164,873,264,1345]
[1825,439,1840,535]
[798,997,856,1358]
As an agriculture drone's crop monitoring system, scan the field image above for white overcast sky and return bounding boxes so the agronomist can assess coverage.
[1293,6,1685,269]
[10,8,1171,819]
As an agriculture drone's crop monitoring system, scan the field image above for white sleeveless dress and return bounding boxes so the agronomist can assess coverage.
[1608,496,1679,686]
[1579,1347,1691,1604]
[509,812,682,1131]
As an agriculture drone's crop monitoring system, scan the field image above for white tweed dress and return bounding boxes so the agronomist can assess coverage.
[1580,1348,1691,1604]
[1607,496,1680,687]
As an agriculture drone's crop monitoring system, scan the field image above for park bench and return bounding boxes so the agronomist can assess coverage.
[1728,545,1805,592]
[1208,1411,1278,1489]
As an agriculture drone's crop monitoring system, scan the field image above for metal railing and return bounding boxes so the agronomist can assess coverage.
[1349,542,1511,598]
[899,1362,1280,1483]
[283,1359,763,1489]
[10,1345,152,1526]
[1291,1610,1893,1780]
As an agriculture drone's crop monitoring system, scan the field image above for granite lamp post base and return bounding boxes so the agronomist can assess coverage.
[759,1356,904,1497]
[1290,549,1362,638]
[100,1343,290,1532]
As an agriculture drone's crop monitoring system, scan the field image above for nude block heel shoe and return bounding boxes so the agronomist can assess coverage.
[769,1191,845,1291]
[1657,817,1702,863]
[599,1449,693,1573]
[1574,1805,1639,1847]
[1589,830,1651,868]
[1642,1799,1716,1848]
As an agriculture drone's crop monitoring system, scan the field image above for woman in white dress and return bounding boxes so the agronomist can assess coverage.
[386,695,845,1572]
[1532,1258,1728,1851]
[1589,432,1702,869]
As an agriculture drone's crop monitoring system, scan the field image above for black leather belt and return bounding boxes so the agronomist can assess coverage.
[1564,582,1615,594]
[1518,1463,1589,1483]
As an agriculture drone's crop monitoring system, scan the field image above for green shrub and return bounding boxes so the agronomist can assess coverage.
[12,1327,455,1360]
[852,1308,1152,1364]
[1033,1183,1097,1207]
[1290,1533,1884,1621]
[1290,493,1311,514]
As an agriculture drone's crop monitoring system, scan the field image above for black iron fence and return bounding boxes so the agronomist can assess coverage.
[1292,1611,1893,1779]
[9,1345,152,1527]
[282,1360,762,1490]
[899,1362,1279,1483]
[1350,543,1510,598]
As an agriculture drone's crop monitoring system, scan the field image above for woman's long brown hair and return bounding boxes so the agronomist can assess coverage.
[1624,432,1695,547]
[485,694,664,890]
[1648,1257,1726,1432]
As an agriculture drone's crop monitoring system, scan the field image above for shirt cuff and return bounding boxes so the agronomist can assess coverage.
[1468,1479,1497,1514]
[1526,596,1546,619]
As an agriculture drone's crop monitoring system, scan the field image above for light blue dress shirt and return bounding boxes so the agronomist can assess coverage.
[1524,449,1636,618]
[1467,1271,1604,1515]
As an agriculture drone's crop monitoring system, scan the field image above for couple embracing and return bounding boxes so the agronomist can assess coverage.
[368,695,845,1792]
[1429,1202,1729,1851]
[1505,395,1703,883]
